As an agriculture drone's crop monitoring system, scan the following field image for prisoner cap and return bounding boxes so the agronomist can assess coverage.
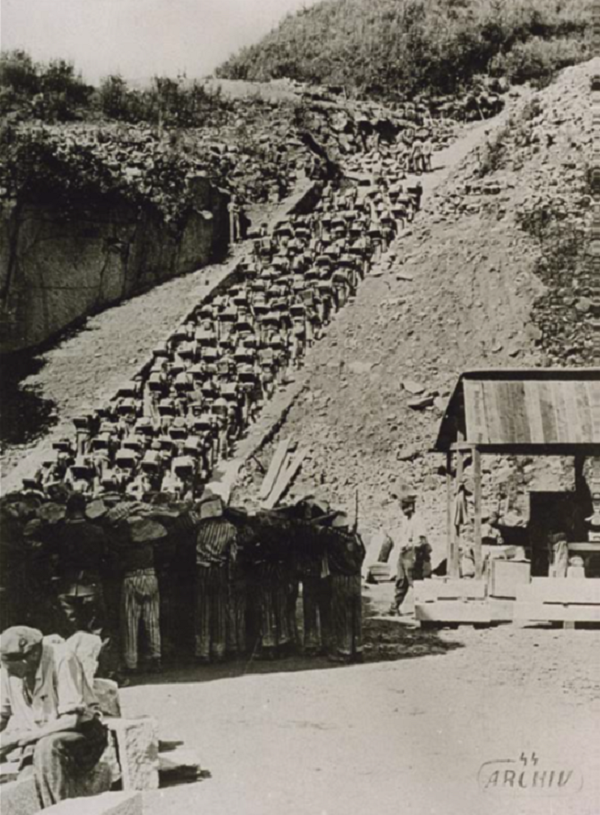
[0,626,43,660]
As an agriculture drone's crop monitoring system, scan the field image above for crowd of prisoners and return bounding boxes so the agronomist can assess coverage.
[27,139,429,503]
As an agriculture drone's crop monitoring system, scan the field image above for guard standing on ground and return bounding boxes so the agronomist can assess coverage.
[388,493,431,616]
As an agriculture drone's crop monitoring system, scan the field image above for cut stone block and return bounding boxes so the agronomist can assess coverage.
[0,761,20,784]
[0,775,42,815]
[102,729,123,785]
[94,678,122,718]
[42,791,142,815]
[109,718,159,790]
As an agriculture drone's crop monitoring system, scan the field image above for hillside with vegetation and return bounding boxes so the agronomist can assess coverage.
[217,0,589,98]
[0,51,308,232]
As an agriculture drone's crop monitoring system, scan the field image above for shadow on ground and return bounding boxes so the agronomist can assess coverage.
[128,589,463,688]
[0,353,57,455]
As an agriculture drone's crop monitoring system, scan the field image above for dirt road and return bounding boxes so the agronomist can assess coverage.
[122,584,600,815]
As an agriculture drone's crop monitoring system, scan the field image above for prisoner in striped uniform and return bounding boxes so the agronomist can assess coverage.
[194,496,238,663]
[119,532,162,673]
[325,513,365,664]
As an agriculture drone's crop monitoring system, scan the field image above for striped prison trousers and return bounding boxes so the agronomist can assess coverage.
[330,575,363,660]
[195,565,228,661]
[121,568,161,670]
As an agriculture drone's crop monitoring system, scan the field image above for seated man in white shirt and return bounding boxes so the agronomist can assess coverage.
[0,626,108,807]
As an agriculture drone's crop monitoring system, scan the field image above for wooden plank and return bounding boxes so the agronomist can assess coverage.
[561,380,583,444]
[482,381,503,443]
[523,381,545,444]
[464,380,486,444]
[568,542,600,553]
[586,379,600,442]
[552,381,570,444]
[510,380,530,445]
[516,579,600,606]
[415,600,491,624]
[538,378,558,445]
[513,602,600,622]
[263,447,308,509]
[259,438,291,502]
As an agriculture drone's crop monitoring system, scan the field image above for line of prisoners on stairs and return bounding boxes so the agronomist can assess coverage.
[20,146,432,505]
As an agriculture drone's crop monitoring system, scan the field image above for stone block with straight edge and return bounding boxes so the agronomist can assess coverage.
[41,790,143,815]
[0,774,42,815]
[108,717,159,790]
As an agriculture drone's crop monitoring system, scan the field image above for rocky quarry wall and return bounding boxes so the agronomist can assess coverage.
[0,176,230,355]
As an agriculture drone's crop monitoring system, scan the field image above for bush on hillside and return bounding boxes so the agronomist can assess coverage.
[0,50,93,122]
[0,52,231,128]
[0,122,218,229]
[96,74,232,127]
[489,36,587,87]
[217,0,589,98]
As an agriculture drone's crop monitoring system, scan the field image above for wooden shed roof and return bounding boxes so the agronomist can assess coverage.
[434,368,600,454]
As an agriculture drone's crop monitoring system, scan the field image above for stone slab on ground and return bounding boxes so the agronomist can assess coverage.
[109,717,159,791]
[42,791,143,815]
[0,775,42,815]
[513,602,600,623]
[0,761,20,784]
[415,599,492,623]
[414,578,487,602]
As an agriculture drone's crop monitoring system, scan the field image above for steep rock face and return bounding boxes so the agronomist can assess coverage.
[0,176,229,354]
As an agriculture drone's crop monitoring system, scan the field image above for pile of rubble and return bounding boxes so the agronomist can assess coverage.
[296,92,458,163]
[425,61,594,366]
[194,86,461,209]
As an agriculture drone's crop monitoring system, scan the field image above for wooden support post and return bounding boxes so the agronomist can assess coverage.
[228,208,235,245]
[450,431,465,579]
[446,451,453,575]
[473,446,483,579]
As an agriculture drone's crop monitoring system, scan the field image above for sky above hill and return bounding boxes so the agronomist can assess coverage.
[1,0,320,83]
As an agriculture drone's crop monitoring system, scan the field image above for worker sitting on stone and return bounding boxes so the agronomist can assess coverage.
[0,626,108,808]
